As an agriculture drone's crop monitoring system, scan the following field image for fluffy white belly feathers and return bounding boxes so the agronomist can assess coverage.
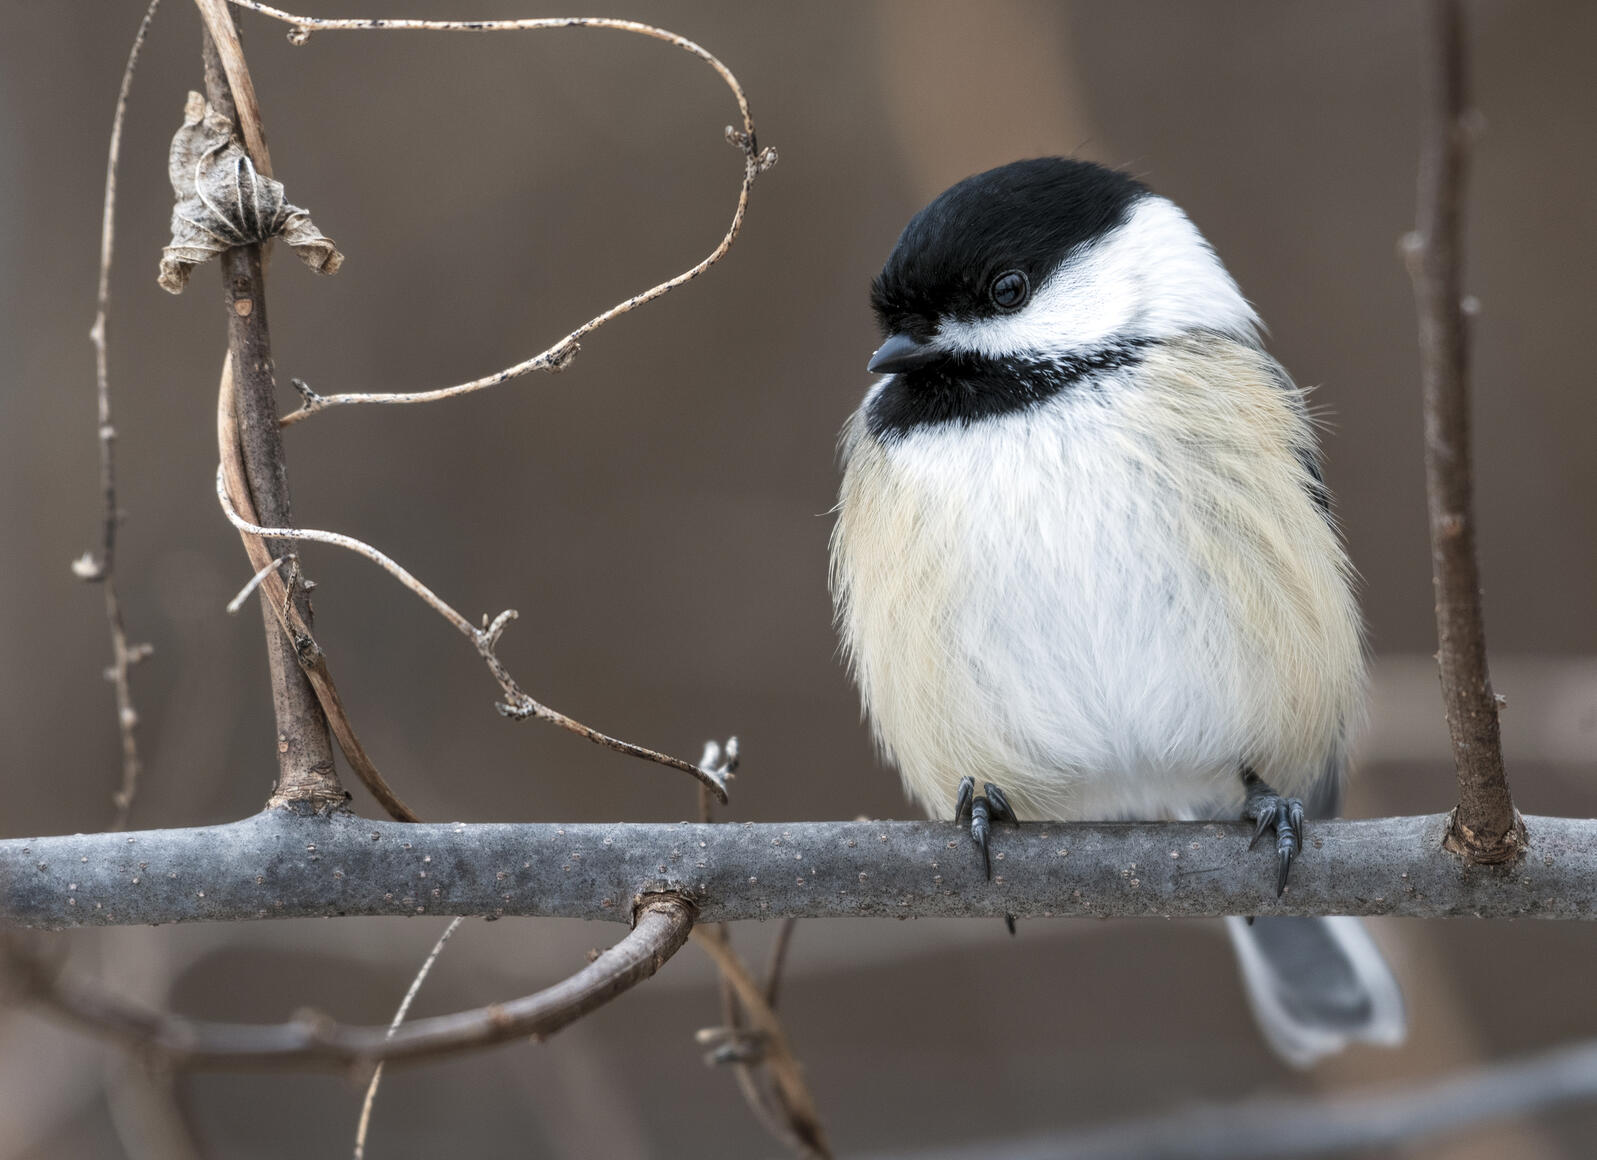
[831,336,1365,823]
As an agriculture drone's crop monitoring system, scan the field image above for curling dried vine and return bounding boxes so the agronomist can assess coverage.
[214,466,732,801]
[211,0,777,424]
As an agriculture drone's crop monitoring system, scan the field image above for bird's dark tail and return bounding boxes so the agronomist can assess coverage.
[1224,915,1406,1067]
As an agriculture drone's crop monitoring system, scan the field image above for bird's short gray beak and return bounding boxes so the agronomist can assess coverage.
[867,332,936,375]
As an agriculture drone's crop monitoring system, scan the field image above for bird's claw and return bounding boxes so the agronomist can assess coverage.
[953,775,1018,880]
[1243,780,1305,897]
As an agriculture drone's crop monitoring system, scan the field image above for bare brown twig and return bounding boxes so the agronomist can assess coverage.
[692,927,832,1159]
[353,916,464,1158]
[195,0,272,176]
[206,0,777,425]
[762,916,799,1011]
[217,355,418,822]
[197,13,344,812]
[79,0,162,831]
[3,896,692,1070]
[199,0,389,818]
[213,467,732,801]
[1401,0,1521,863]
[693,742,830,1159]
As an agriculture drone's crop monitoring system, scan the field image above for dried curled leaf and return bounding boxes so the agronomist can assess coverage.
[158,92,342,294]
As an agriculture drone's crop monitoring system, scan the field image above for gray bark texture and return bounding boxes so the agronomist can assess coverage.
[4,810,1593,931]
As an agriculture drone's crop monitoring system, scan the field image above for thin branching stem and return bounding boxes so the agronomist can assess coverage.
[213,465,730,800]
[82,0,162,831]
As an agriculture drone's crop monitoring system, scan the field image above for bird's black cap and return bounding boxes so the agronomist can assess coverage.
[870,158,1146,338]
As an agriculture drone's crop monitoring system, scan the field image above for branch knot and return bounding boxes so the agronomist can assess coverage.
[1443,807,1528,866]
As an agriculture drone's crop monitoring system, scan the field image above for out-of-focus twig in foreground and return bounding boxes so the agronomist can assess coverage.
[864,1037,1597,1160]
[694,925,831,1159]
[2,896,692,1070]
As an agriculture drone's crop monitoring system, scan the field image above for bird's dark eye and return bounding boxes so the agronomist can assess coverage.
[989,270,1029,311]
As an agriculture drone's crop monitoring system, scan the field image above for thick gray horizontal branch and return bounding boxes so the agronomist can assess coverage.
[2,810,1593,931]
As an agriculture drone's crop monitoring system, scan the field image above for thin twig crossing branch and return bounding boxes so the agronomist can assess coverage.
[1402,0,1520,862]
[353,917,464,1157]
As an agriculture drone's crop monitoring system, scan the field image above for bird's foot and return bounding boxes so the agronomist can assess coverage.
[953,775,1018,880]
[1242,771,1305,897]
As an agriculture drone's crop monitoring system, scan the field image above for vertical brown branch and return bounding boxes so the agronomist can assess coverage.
[200,19,342,811]
[1404,0,1520,862]
[217,360,419,821]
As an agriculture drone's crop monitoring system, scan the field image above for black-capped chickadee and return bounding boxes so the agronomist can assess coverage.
[830,158,1405,1065]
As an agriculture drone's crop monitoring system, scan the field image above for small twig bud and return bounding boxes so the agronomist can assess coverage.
[71,553,106,582]
[482,609,519,649]
[289,377,322,404]
[227,554,292,614]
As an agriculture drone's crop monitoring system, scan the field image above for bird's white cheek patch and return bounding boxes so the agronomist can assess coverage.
[933,195,1259,362]
[936,264,1140,361]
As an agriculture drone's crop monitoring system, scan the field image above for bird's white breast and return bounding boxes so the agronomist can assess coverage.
[831,336,1364,822]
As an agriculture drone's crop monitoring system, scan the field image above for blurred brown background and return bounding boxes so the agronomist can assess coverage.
[3,1,1596,1157]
